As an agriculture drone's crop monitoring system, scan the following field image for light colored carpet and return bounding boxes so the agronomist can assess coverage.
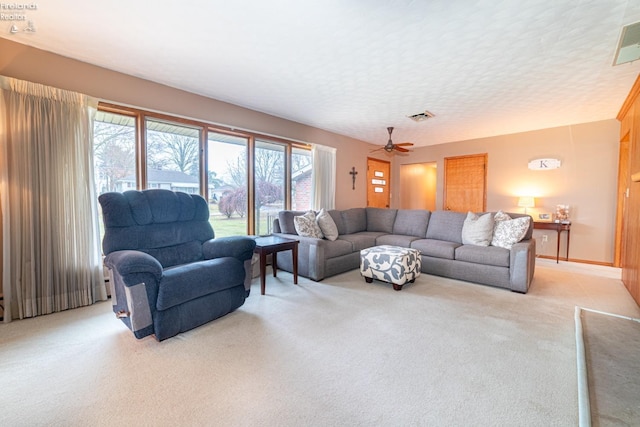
[1,259,638,426]
[576,308,640,426]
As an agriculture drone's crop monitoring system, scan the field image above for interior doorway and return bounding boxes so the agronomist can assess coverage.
[399,162,437,210]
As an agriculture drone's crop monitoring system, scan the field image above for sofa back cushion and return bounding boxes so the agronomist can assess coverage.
[328,209,346,235]
[425,210,467,244]
[366,208,397,233]
[341,208,367,234]
[393,209,431,237]
[277,210,307,235]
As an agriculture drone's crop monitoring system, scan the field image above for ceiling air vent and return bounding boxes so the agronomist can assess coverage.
[407,110,435,122]
[613,21,640,66]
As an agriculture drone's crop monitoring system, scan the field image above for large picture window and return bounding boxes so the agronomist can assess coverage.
[145,119,200,193]
[93,103,311,238]
[207,131,249,237]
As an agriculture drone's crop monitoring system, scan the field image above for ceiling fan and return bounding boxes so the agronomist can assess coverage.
[371,127,414,153]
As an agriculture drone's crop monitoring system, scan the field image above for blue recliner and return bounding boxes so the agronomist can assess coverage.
[99,189,256,341]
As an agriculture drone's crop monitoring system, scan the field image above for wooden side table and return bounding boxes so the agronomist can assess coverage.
[533,221,571,263]
[253,235,299,295]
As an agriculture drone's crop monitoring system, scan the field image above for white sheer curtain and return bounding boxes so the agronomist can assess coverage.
[0,76,106,322]
[311,144,336,210]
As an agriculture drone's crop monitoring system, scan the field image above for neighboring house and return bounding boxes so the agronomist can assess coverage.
[118,169,199,193]
[209,184,236,203]
[292,163,312,211]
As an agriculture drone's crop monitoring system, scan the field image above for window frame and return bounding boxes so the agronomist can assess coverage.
[96,102,311,235]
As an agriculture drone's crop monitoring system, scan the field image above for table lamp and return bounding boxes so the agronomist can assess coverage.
[518,196,535,214]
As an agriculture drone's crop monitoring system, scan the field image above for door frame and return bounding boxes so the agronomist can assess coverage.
[367,157,391,208]
[443,153,487,212]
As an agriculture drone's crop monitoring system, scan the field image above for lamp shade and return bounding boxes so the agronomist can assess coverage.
[517,197,535,208]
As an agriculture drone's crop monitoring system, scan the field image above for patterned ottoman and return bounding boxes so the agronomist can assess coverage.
[360,245,422,291]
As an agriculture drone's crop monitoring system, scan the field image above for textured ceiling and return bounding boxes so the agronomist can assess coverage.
[3,0,640,147]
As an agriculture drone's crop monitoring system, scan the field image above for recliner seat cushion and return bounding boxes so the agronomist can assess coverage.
[156,257,245,310]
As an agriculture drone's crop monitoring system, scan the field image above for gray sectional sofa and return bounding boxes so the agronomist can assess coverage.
[272,208,536,293]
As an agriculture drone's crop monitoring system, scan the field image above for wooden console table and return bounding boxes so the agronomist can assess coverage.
[253,235,299,295]
[533,221,571,263]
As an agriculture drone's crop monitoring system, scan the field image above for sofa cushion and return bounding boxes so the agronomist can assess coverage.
[491,211,530,249]
[278,210,306,235]
[366,208,397,233]
[328,210,346,235]
[317,208,339,241]
[294,211,324,239]
[376,234,422,247]
[392,209,431,237]
[455,244,510,267]
[318,238,355,259]
[425,211,466,244]
[410,239,460,260]
[341,208,367,234]
[338,232,382,251]
[461,212,495,246]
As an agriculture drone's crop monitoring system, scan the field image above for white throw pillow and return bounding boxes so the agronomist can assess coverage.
[294,211,324,239]
[316,208,339,241]
[461,212,495,246]
[494,210,511,222]
[491,211,530,249]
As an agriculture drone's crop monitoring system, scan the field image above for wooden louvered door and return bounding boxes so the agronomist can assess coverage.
[443,154,487,212]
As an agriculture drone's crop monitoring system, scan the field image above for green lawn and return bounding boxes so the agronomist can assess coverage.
[209,207,275,237]
[210,215,247,237]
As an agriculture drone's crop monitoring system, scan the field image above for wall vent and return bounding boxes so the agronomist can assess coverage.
[407,110,435,122]
[613,21,640,66]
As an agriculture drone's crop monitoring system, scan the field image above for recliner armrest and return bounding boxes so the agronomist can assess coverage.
[104,250,163,283]
[203,236,257,262]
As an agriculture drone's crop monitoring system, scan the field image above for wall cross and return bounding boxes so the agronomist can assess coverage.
[349,167,358,190]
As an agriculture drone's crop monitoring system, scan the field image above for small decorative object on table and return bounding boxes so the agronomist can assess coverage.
[538,213,551,222]
[555,204,570,223]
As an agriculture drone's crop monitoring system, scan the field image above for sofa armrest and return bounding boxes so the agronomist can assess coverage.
[104,250,163,284]
[203,236,257,262]
[509,239,536,293]
[273,232,327,280]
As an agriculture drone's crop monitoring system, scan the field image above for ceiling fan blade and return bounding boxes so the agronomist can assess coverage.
[370,147,385,153]
[394,146,410,153]
[395,142,414,147]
